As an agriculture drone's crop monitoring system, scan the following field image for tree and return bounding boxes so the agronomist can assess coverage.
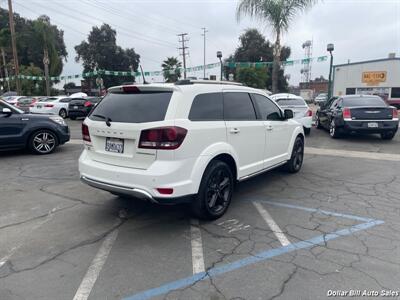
[162,57,182,83]
[75,24,140,88]
[236,67,269,89]
[63,82,76,90]
[224,29,290,92]
[19,64,45,96]
[237,0,317,93]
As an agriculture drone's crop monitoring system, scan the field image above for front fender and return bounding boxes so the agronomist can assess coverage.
[188,142,239,194]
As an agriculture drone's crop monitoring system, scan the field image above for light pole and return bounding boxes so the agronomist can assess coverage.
[327,43,334,100]
[217,51,222,81]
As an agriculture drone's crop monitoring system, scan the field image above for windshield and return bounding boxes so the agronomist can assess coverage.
[275,98,306,106]
[0,100,23,114]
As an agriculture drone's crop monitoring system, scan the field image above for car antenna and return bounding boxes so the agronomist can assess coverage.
[140,65,148,84]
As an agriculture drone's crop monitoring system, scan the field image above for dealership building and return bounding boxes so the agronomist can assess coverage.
[333,55,400,107]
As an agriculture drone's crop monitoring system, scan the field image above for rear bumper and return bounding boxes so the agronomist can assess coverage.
[68,110,88,118]
[294,116,313,128]
[342,120,398,133]
[78,149,199,202]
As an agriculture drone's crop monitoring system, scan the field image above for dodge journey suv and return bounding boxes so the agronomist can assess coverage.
[79,80,304,219]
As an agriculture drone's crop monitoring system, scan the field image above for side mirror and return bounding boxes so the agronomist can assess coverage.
[1,107,12,115]
[284,109,293,119]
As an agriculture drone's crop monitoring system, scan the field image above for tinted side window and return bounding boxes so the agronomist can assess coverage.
[189,93,223,121]
[252,94,282,121]
[330,99,339,109]
[59,98,71,103]
[223,92,256,120]
[346,88,356,95]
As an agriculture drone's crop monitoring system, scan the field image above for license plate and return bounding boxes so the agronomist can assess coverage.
[74,106,78,109]
[105,138,124,153]
[368,122,379,128]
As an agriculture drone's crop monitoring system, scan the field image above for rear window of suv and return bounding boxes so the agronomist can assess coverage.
[275,98,305,106]
[343,97,386,107]
[89,92,172,123]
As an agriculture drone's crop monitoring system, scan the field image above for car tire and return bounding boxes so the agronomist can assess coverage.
[329,120,340,138]
[315,114,323,129]
[70,116,76,120]
[191,160,234,220]
[303,127,311,135]
[381,131,396,140]
[59,109,67,119]
[29,130,58,155]
[284,136,304,173]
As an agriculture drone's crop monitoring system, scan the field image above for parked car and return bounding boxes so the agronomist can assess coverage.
[315,95,398,139]
[68,97,101,120]
[79,81,304,219]
[15,96,35,112]
[29,96,71,119]
[3,96,26,106]
[0,99,70,154]
[314,93,328,105]
[271,93,312,135]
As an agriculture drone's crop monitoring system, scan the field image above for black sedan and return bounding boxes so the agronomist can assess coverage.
[315,95,398,140]
[68,97,101,120]
[0,99,70,154]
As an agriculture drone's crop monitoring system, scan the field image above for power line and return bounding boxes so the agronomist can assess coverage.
[178,33,189,79]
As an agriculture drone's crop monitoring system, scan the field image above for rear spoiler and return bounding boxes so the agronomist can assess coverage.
[108,84,179,94]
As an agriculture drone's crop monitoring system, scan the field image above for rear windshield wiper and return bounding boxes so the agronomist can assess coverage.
[93,114,112,126]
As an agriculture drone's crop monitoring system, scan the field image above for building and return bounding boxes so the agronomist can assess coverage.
[299,76,329,95]
[333,55,400,107]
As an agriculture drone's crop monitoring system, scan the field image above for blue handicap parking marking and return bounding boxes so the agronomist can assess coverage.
[123,201,384,300]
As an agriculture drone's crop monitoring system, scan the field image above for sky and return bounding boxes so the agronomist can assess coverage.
[2,0,400,87]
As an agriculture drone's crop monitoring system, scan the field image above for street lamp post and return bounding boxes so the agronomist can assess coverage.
[217,51,222,81]
[327,43,334,100]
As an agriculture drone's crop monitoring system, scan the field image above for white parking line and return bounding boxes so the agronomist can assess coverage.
[252,202,291,247]
[305,147,400,162]
[190,219,205,274]
[73,230,119,300]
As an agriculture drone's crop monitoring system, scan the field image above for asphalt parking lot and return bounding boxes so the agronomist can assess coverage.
[1,119,400,300]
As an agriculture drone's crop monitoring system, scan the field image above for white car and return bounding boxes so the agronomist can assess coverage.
[79,81,304,219]
[271,93,313,135]
[29,96,71,119]
[314,93,328,105]
[2,96,26,106]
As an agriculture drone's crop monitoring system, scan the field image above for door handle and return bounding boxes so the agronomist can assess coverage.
[230,128,240,134]
[266,125,273,131]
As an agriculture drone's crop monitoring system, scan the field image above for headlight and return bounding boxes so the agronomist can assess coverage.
[49,116,66,126]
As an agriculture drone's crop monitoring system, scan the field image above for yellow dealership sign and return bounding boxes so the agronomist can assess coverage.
[362,71,386,85]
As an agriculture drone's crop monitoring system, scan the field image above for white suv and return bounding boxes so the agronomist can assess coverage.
[79,81,304,219]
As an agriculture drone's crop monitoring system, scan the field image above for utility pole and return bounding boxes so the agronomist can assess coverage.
[1,48,10,91]
[43,48,50,96]
[7,0,21,95]
[177,33,188,79]
[201,28,208,79]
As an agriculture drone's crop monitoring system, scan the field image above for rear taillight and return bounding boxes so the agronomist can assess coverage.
[393,108,399,120]
[343,107,351,120]
[82,123,91,142]
[44,104,54,108]
[84,101,92,107]
[305,109,312,117]
[139,126,187,150]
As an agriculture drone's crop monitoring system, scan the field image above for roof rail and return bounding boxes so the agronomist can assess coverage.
[175,79,243,86]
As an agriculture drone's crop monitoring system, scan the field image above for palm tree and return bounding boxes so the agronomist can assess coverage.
[237,0,317,93]
[162,57,182,83]
[33,16,60,96]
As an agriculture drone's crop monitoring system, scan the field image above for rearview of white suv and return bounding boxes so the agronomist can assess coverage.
[79,81,304,219]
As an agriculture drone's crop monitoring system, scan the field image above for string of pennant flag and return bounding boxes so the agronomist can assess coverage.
[0,56,327,82]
